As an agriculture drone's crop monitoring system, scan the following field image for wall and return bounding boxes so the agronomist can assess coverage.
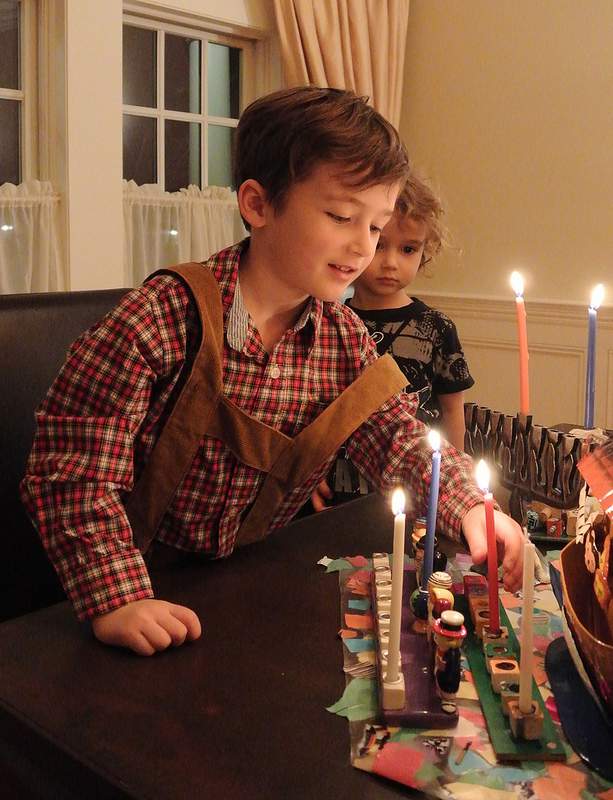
[400,0,613,428]
[51,0,279,291]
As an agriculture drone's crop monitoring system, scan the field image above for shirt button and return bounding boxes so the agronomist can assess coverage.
[270,365,281,379]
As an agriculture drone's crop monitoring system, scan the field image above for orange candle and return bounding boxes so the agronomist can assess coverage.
[476,460,500,634]
[510,271,530,415]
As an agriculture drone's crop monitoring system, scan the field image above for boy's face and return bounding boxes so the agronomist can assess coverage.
[352,214,427,306]
[254,163,400,303]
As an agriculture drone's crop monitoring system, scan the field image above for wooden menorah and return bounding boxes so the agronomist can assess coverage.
[463,403,599,524]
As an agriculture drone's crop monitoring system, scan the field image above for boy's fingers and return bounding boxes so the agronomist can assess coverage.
[320,479,333,499]
[128,631,157,657]
[311,490,327,512]
[160,613,188,647]
[169,604,202,641]
[142,620,173,652]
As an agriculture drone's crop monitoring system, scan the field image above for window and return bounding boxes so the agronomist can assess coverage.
[0,0,36,185]
[122,17,254,192]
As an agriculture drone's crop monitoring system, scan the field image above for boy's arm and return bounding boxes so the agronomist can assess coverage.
[346,392,523,592]
[438,390,467,451]
[20,278,193,624]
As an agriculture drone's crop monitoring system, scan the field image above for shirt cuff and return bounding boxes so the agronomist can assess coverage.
[61,547,154,621]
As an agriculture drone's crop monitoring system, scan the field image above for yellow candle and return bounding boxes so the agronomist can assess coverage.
[386,488,406,683]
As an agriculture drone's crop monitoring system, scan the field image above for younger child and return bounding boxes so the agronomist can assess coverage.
[349,174,472,451]
[314,176,471,509]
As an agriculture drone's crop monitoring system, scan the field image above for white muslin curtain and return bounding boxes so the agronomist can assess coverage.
[123,181,247,287]
[0,181,65,294]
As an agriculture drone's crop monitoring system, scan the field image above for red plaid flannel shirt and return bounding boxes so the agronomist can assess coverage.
[21,241,484,620]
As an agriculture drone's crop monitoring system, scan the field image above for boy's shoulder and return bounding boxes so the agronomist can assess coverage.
[138,241,245,308]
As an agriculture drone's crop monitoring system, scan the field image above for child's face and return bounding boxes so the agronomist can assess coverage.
[353,214,427,305]
[255,163,400,303]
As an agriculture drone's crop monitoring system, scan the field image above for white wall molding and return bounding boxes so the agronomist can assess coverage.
[416,292,613,328]
[417,291,612,428]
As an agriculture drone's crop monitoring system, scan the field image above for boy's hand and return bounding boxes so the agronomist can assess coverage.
[91,599,202,656]
[461,505,524,592]
[311,479,333,512]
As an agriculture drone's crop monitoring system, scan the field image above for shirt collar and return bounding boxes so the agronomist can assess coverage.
[225,250,324,354]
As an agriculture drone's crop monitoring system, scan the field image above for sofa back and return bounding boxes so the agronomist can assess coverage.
[0,288,129,620]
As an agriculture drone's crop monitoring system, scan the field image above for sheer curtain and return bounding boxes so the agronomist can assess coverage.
[272,0,409,126]
[0,181,64,293]
[123,181,247,286]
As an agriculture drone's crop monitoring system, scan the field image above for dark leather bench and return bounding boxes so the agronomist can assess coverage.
[0,288,129,621]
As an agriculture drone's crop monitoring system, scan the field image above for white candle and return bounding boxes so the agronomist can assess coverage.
[475,460,500,634]
[386,488,406,683]
[519,541,536,713]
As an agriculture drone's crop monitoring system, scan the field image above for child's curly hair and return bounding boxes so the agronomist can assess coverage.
[395,173,447,267]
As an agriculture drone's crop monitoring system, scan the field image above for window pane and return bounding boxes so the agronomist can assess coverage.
[0,0,19,90]
[207,43,240,118]
[123,25,156,107]
[165,120,200,192]
[165,34,200,114]
[207,125,234,187]
[0,99,20,184]
[123,114,156,185]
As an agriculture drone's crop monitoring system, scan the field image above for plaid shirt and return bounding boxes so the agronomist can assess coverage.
[21,241,484,620]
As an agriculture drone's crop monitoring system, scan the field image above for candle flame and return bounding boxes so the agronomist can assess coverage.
[590,283,605,310]
[476,459,490,492]
[391,487,405,516]
[428,429,441,451]
[510,271,524,297]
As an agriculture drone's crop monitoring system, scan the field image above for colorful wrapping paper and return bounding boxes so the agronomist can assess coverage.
[325,555,613,799]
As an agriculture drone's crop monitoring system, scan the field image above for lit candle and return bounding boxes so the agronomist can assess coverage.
[476,459,500,634]
[510,271,530,415]
[422,430,441,590]
[519,540,536,713]
[386,488,406,683]
[584,284,604,429]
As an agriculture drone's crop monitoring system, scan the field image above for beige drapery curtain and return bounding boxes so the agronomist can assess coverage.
[272,0,409,127]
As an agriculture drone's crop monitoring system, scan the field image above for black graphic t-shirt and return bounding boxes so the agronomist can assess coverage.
[347,298,474,424]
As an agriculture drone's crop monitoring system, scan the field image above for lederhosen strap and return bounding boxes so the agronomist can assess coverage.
[125,262,408,553]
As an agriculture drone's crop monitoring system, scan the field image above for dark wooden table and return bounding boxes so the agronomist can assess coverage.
[0,494,427,799]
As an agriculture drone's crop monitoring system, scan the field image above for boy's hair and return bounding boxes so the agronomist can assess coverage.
[233,86,410,224]
[395,173,447,266]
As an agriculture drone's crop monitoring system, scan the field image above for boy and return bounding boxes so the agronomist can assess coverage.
[21,87,523,657]
[348,174,473,451]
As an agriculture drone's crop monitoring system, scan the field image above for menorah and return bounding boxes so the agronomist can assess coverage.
[463,403,596,523]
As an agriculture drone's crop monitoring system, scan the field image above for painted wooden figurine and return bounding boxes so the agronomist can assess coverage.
[433,609,467,713]
[426,571,454,642]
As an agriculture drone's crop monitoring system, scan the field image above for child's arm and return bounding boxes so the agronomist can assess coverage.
[438,390,467,451]
[345,389,523,591]
[20,277,201,648]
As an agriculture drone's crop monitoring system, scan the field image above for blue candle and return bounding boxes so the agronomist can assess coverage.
[584,284,604,429]
[422,430,441,589]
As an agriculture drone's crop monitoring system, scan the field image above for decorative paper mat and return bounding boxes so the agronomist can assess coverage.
[322,554,613,799]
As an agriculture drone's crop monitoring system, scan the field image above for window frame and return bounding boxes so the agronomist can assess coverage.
[122,10,257,190]
[0,0,38,184]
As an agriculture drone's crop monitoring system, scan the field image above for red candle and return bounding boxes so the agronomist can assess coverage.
[476,460,500,634]
[510,271,530,415]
